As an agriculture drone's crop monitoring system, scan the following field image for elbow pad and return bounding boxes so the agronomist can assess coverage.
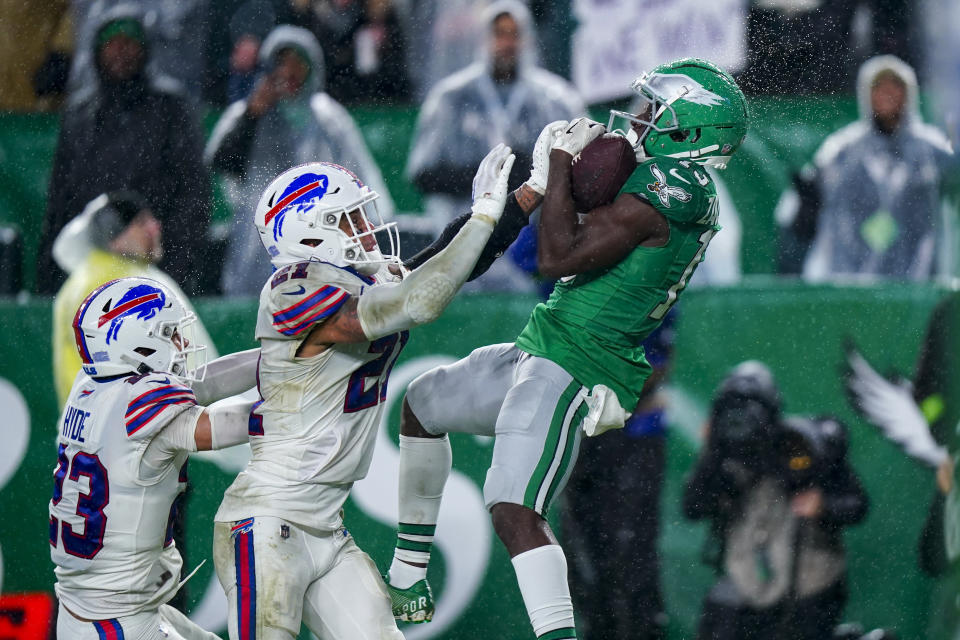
[191,349,260,405]
[357,215,495,338]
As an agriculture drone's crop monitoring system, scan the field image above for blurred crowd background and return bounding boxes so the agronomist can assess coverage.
[0,0,958,301]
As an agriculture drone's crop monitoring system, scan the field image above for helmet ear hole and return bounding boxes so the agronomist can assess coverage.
[134,347,155,357]
[669,129,690,143]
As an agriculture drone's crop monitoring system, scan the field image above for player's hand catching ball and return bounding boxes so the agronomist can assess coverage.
[526,120,569,195]
[471,143,516,225]
[553,117,606,157]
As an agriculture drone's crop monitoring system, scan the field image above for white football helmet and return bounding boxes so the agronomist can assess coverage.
[72,277,206,381]
[255,162,399,276]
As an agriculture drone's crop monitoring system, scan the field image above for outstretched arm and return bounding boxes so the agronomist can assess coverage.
[139,397,255,481]
[403,120,567,277]
[190,348,260,405]
[299,145,517,350]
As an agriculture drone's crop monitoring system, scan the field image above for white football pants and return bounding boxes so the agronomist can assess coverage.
[213,516,403,640]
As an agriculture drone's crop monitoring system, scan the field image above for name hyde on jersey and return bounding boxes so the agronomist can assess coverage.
[62,406,92,442]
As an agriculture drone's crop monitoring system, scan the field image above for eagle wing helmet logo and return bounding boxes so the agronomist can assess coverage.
[649,73,728,107]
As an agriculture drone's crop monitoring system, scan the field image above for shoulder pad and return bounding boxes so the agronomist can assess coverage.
[621,158,717,225]
[267,261,354,337]
[124,373,197,438]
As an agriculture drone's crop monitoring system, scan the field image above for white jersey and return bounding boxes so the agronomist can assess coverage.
[49,371,196,619]
[216,261,407,530]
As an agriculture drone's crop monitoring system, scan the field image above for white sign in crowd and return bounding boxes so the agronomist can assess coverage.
[572,0,747,104]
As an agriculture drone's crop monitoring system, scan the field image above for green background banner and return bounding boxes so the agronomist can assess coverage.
[1,282,951,638]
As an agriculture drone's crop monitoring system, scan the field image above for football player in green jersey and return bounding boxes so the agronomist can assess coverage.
[384,58,749,639]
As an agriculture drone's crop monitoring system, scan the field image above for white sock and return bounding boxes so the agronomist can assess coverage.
[389,435,452,589]
[511,545,577,639]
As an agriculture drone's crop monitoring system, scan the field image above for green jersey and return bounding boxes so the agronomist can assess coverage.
[515,156,720,410]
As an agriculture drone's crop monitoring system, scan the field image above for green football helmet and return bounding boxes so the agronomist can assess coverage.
[608,58,749,169]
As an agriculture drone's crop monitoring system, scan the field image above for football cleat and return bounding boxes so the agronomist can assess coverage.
[384,575,434,623]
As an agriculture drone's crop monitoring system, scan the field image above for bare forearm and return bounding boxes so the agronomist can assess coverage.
[538,150,580,274]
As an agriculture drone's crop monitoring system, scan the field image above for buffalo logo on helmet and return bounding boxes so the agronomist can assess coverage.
[264,172,330,241]
[97,284,167,344]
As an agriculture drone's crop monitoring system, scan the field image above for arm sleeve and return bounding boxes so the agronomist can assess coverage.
[403,191,530,280]
[358,215,495,338]
[190,348,260,405]
[207,396,257,449]
[139,398,255,482]
[139,405,204,483]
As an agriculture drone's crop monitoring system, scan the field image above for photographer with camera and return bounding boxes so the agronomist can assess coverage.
[684,361,869,640]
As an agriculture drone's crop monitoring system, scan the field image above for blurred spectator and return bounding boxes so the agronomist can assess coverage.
[51,191,218,406]
[920,0,960,142]
[35,5,212,296]
[291,0,410,104]
[406,0,585,291]
[205,24,395,296]
[684,362,868,640]
[400,0,486,101]
[203,0,295,106]
[67,0,211,105]
[0,0,72,111]
[224,1,278,103]
[562,309,677,640]
[778,55,956,281]
[737,0,914,96]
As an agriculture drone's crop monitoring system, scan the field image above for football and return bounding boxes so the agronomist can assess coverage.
[570,133,637,212]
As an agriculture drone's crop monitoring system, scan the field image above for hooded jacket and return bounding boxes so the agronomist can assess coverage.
[36,4,211,295]
[205,25,395,297]
[803,55,956,281]
[406,0,586,229]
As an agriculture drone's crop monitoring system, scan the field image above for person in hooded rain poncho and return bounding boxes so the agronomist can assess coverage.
[36,4,211,296]
[66,0,210,103]
[51,191,220,407]
[205,24,395,297]
[786,55,957,281]
[405,0,586,291]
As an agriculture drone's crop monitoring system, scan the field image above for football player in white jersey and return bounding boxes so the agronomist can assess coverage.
[211,145,517,640]
[51,276,261,640]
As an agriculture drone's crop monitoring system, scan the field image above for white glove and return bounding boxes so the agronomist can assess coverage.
[471,143,516,225]
[846,347,948,468]
[526,120,569,195]
[582,384,630,437]
[552,117,605,157]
